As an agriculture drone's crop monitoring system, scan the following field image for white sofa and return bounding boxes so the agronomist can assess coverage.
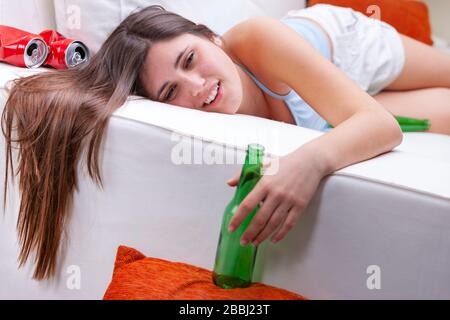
[1,0,450,300]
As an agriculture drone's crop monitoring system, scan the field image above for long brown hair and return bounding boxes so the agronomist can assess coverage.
[1,5,218,280]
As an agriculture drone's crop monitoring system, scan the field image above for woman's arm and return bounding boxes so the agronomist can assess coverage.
[236,16,403,172]
[228,17,403,245]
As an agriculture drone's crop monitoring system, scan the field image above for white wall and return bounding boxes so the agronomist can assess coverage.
[251,0,306,18]
[424,0,450,43]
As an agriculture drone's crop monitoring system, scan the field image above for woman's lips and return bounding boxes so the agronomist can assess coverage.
[203,81,222,109]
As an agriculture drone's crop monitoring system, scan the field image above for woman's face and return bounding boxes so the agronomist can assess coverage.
[140,33,243,114]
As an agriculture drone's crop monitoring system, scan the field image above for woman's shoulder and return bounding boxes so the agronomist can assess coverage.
[222,16,297,71]
[221,16,279,55]
[222,17,293,96]
[222,16,278,67]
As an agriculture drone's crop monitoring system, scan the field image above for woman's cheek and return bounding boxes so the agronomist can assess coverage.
[175,97,196,110]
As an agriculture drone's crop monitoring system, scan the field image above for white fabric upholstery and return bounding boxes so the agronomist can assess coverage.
[52,0,306,52]
[1,62,450,299]
[0,0,56,33]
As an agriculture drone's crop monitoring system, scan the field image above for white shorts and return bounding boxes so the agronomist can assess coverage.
[283,4,406,96]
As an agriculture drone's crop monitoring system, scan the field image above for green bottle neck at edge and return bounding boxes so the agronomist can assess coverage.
[233,144,265,203]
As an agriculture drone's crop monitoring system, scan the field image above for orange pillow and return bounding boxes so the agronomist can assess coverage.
[103,246,307,300]
[308,0,433,45]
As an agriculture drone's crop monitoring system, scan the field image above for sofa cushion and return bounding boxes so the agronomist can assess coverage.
[53,0,306,53]
[308,0,433,45]
[103,245,306,300]
[0,0,56,33]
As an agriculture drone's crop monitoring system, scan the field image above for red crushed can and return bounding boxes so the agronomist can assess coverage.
[0,25,48,68]
[39,30,90,69]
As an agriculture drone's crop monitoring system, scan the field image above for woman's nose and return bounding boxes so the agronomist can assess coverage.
[186,74,206,97]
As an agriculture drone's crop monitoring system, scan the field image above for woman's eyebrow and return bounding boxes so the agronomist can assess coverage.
[156,45,189,100]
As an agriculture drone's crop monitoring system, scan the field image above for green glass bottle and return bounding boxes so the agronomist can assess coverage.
[326,115,431,132]
[212,143,265,289]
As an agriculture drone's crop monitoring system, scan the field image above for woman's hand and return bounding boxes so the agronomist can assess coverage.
[226,146,328,246]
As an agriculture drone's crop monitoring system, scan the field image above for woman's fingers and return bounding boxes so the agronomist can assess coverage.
[252,203,292,246]
[239,194,279,246]
[226,170,241,187]
[228,181,267,234]
[271,206,302,244]
[227,158,271,187]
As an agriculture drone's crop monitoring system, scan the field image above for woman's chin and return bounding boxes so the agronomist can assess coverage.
[219,104,240,115]
[220,97,241,114]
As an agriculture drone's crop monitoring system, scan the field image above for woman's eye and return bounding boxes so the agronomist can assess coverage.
[164,53,194,101]
[165,86,176,101]
[186,52,194,67]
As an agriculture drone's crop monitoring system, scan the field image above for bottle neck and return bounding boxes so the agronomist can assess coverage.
[234,164,262,203]
[233,144,265,203]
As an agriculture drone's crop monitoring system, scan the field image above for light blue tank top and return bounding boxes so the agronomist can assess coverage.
[236,18,332,132]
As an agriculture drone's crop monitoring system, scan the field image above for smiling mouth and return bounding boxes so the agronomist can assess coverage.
[202,82,221,108]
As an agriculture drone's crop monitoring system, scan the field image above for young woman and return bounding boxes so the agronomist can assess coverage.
[2,4,449,280]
